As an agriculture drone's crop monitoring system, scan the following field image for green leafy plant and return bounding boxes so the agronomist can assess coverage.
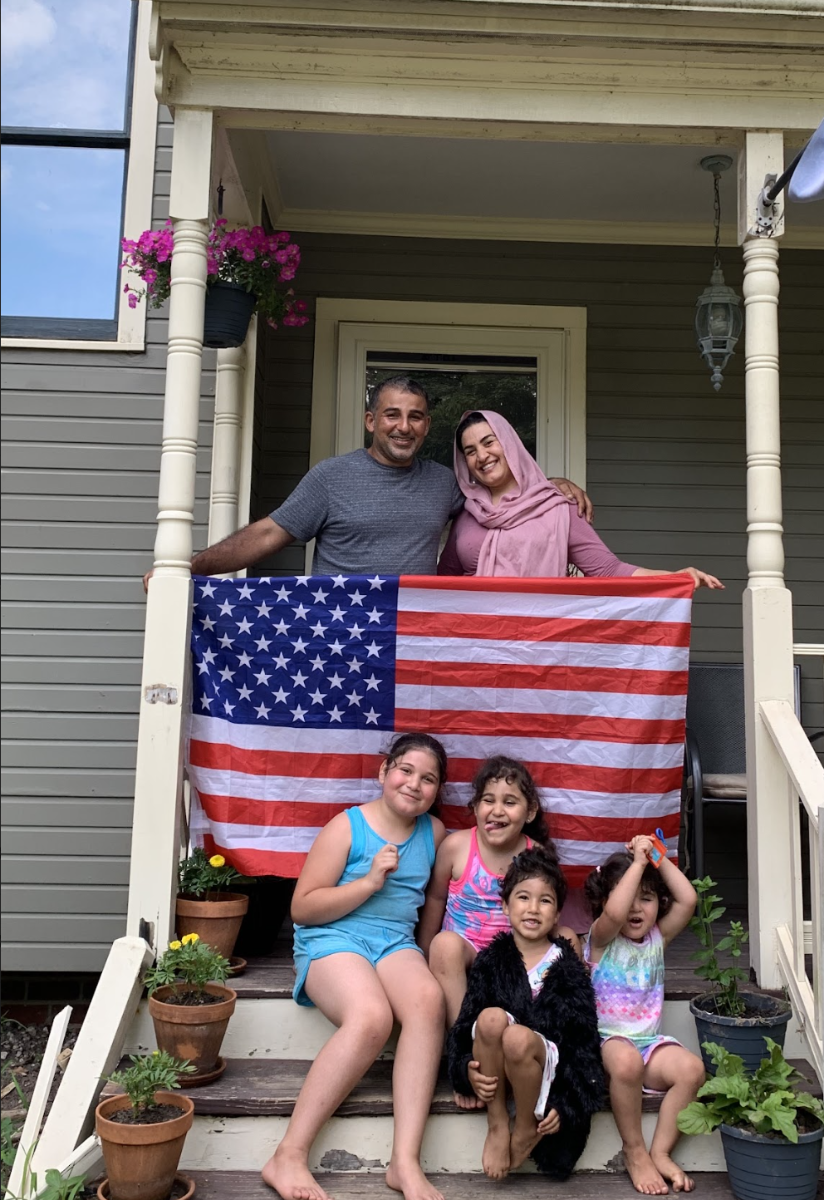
[143,934,230,998]
[689,876,750,1017]
[106,1050,196,1119]
[177,847,247,899]
[678,1039,824,1144]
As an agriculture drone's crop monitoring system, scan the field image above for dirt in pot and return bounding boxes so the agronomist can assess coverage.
[696,994,789,1022]
[106,1103,186,1125]
[161,990,225,1007]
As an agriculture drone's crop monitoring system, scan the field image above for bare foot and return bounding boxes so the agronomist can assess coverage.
[385,1159,445,1200]
[453,1090,485,1110]
[623,1145,669,1196]
[481,1121,511,1180]
[509,1120,542,1170]
[651,1152,694,1193]
[262,1147,331,1200]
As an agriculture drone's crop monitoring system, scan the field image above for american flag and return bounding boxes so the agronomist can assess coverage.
[187,573,692,884]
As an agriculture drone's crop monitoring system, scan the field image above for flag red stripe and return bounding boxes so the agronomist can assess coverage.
[199,792,348,829]
[396,708,685,744]
[202,834,306,879]
[401,575,695,600]
[396,609,691,647]
[395,660,689,696]
[190,739,683,795]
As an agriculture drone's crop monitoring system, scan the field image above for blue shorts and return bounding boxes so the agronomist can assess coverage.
[292,925,423,1007]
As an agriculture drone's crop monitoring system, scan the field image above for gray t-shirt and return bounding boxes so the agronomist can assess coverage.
[270,449,465,575]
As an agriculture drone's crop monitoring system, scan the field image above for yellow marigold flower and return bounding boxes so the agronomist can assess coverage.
[209,854,226,868]
[153,1050,160,1056]
[168,940,182,951]
[181,933,200,945]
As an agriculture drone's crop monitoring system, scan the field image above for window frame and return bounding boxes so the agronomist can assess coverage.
[0,0,158,352]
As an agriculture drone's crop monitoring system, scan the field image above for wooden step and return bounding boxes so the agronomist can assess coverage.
[184,1170,739,1200]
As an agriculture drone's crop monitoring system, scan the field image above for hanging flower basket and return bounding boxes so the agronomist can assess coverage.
[203,281,257,349]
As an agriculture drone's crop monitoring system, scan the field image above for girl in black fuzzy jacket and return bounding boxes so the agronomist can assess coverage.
[448,847,604,1181]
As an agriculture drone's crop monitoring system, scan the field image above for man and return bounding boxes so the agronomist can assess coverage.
[143,375,590,589]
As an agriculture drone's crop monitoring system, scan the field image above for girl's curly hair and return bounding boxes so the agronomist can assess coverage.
[584,850,673,919]
[501,846,568,911]
[469,755,554,849]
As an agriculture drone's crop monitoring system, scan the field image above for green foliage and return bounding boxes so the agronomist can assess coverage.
[28,1168,88,1200]
[177,847,247,899]
[1,1115,18,1174]
[689,876,750,1018]
[144,934,230,997]
[677,1038,824,1144]
[106,1050,196,1118]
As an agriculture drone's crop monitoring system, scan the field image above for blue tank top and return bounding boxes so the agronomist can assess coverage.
[333,806,436,935]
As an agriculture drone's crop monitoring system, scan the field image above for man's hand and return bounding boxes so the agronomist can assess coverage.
[468,1060,499,1103]
[550,477,593,523]
[143,569,153,594]
[677,567,724,591]
[536,1107,561,1136]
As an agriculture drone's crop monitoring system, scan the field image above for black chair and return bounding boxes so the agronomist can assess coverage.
[681,662,801,879]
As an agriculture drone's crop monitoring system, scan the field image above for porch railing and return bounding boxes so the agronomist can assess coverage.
[762,643,824,1083]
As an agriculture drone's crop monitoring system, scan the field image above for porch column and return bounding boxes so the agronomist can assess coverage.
[126,108,214,950]
[208,343,246,547]
[738,131,796,988]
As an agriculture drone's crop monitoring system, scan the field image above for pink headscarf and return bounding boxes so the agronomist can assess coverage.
[453,410,572,577]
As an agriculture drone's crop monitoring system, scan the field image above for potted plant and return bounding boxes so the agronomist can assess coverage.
[96,1050,196,1200]
[175,847,250,961]
[689,876,791,1073]
[677,1039,824,1200]
[145,934,236,1084]
[120,219,310,348]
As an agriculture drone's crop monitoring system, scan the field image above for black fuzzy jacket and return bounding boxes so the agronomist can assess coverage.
[447,932,605,1179]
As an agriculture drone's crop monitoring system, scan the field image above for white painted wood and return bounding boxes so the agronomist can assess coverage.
[760,699,824,822]
[737,131,786,247]
[237,315,258,534]
[127,108,213,949]
[48,1136,103,1194]
[6,1007,72,1200]
[208,344,246,546]
[777,924,823,1083]
[28,937,153,1184]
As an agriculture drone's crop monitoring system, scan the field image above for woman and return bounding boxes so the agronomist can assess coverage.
[438,410,723,590]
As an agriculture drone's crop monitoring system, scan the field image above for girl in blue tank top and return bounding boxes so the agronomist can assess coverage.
[262,733,449,1200]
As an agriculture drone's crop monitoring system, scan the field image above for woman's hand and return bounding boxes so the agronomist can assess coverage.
[549,477,594,524]
[536,1108,561,1136]
[367,843,399,892]
[677,567,724,590]
[468,1060,498,1103]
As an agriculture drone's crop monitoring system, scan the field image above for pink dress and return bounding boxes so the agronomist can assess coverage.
[442,828,533,952]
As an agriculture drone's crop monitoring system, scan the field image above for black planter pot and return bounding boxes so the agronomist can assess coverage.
[203,281,256,349]
[690,991,792,1074]
[720,1121,823,1200]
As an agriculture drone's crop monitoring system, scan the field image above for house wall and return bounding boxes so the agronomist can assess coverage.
[253,233,824,741]
[0,110,217,973]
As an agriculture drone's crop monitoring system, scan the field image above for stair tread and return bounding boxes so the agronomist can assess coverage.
[104,1056,821,1118]
[184,1171,739,1199]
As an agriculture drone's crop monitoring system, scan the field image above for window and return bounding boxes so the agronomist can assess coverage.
[1,0,137,339]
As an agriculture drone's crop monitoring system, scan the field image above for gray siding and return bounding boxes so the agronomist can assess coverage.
[0,111,217,972]
[254,235,823,740]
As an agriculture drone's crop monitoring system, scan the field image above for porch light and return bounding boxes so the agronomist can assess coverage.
[695,155,743,391]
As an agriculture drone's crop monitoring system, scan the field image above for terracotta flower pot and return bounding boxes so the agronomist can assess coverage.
[97,1172,195,1200]
[175,892,249,960]
[148,983,237,1076]
[95,1091,194,1200]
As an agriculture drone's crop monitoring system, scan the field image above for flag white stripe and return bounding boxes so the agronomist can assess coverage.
[396,684,685,721]
[399,587,692,624]
[396,636,689,672]
[188,716,684,769]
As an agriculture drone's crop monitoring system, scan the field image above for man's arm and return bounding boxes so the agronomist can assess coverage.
[143,516,294,592]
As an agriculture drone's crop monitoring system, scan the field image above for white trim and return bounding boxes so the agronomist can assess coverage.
[278,209,824,251]
[237,313,258,534]
[0,0,158,353]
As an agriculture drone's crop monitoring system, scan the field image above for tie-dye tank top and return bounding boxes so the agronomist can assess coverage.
[584,923,666,1048]
[441,828,533,952]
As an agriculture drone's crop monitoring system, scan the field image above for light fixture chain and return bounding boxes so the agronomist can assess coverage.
[713,170,722,269]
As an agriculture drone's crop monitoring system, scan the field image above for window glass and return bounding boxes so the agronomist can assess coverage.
[0,0,133,130]
[1,145,125,319]
[365,355,538,469]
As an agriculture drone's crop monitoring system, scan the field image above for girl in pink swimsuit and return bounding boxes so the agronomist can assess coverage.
[418,756,580,1106]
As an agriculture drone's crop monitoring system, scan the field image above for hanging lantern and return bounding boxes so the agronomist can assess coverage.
[695,156,743,391]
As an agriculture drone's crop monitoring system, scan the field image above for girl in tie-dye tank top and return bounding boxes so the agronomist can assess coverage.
[583,837,704,1196]
[418,756,580,1087]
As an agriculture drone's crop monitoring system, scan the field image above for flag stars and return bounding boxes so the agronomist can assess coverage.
[273,652,289,670]
[291,704,308,722]
[256,601,272,618]
[347,657,363,675]
[237,684,253,702]
[237,651,252,668]
[347,690,363,707]
[255,635,272,652]
[219,666,236,682]
[365,674,380,692]
[309,655,326,672]
[365,708,380,726]
[348,590,365,607]
[236,617,253,635]
[237,583,254,600]
[291,637,308,655]
[331,575,348,588]
[292,603,309,620]
[272,687,289,704]
[295,576,312,587]
[366,608,382,624]
[365,641,381,658]
[328,672,344,689]
[200,582,216,598]
[200,694,212,709]
[201,615,216,631]
[329,639,345,656]
[255,702,271,720]
[310,621,327,638]
[309,688,327,706]
[368,576,385,590]
[275,585,292,602]
[254,668,271,686]
[348,624,364,640]
[328,706,344,723]
[329,605,346,622]
[197,660,211,676]
[223,699,236,716]
[273,619,289,636]
[219,633,234,649]
[218,599,235,616]
[290,670,308,688]
[202,648,217,665]
[312,587,328,604]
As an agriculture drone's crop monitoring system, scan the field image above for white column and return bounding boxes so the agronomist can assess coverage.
[127,108,214,950]
[738,131,796,988]
[208,343,246,547]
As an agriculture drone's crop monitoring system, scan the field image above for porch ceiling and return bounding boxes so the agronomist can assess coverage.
[250,131,824,248]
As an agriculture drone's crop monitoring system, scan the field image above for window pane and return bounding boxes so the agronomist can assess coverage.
[365,365,538,470]
[1,144,125,320]
[1,0,133,129]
